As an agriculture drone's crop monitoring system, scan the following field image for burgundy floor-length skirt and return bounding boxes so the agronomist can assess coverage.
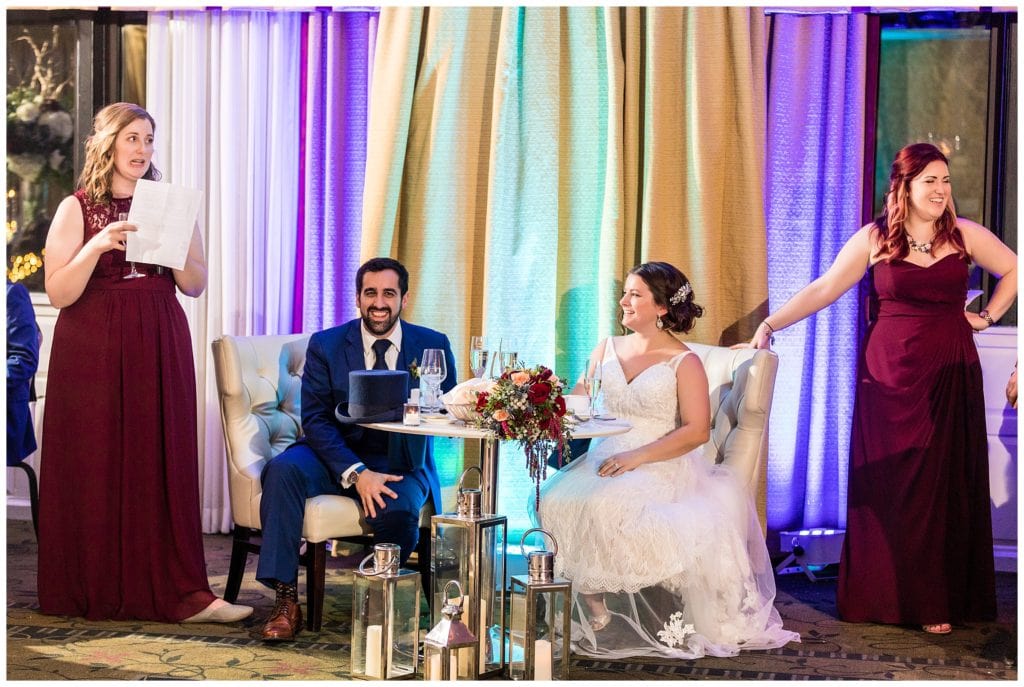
[38,193,214,621]
[837,255,997,625]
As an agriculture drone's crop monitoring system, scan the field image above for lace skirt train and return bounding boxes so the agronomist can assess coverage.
[532,444,799,659]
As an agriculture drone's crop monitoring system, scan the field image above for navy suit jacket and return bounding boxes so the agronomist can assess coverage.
[298,318,457,513]
[7,282,39,465]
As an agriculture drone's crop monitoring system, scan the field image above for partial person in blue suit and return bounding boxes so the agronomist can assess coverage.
[7,280,39,465]
[257,257,457,641]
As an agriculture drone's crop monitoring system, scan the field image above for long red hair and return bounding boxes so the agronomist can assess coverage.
[873,142,965,262]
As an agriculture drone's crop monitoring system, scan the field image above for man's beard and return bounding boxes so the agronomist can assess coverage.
[361,306,401,336]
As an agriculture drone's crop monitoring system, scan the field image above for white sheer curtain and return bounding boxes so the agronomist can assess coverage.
[147,10,302,532]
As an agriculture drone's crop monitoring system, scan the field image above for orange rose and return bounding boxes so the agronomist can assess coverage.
[493,408,510,422]
[511,370,531,386]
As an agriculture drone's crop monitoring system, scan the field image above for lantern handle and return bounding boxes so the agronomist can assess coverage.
[456,465,483,493]
[519,527,558,557]
[442,579,465,607]
[357,551,400,577]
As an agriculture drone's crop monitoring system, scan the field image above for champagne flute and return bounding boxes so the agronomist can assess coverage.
[499,350,519,373]
[420,348,447,413]
[119,212,146,280]
[469,336,490,379]
[585,362,603,419]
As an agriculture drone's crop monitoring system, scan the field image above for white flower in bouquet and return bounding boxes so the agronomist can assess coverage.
[38,109,73,141]
[16,101,40,123]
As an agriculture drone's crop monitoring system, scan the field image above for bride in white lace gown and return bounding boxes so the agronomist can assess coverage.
[533,262,799,660]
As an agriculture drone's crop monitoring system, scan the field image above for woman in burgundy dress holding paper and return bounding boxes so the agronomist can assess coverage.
[38,102,249,623]
[748,143,1016,634]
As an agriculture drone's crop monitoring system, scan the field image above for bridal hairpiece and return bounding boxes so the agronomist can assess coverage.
[669,282,691,305]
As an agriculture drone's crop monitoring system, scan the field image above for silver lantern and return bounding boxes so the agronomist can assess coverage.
[508,528,571,680]
[350,543,421,680]
[430,466,507,678]
[423,580,478,680]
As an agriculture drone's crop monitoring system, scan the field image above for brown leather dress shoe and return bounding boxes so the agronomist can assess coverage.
[260,597,303,641]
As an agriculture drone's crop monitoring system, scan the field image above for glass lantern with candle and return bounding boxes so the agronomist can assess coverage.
[350,543,421,680]
[430,466,507,678]
[508,528,571,681]
[423,580,478,680]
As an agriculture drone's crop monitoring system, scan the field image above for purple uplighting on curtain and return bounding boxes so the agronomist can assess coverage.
[299,9,379,332]
[764,13,868,532]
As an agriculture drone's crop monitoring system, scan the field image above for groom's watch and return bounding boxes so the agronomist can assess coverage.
[350,464,368,484]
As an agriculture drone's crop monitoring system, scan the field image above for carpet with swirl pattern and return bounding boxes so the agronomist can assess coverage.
[6,519,1016,680]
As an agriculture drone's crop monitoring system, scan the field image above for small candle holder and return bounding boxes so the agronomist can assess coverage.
[423,580,478,680]
[508,528,571,680]
[350,543,421,680]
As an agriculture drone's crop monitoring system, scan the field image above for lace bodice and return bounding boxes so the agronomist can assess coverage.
[594,338,691,455]
[74,190,168,282]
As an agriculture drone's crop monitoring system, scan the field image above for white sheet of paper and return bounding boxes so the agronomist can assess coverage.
[125,179,202,270]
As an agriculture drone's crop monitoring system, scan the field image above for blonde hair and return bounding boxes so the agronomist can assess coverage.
[78,102,160,203]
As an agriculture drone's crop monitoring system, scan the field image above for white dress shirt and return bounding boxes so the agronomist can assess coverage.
[341,320,404,487]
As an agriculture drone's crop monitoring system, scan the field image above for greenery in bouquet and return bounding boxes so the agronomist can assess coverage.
[472,364,574,507]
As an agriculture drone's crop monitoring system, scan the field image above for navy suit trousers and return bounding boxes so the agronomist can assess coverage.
[256,442,430,587]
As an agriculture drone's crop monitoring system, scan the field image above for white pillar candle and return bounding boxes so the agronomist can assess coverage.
[427,653,441,681]
[364,625,382,679]
[534,639,553,680]
[478,597,490,672]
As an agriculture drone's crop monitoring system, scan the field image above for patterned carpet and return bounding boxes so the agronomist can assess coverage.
[6,519,1017,680]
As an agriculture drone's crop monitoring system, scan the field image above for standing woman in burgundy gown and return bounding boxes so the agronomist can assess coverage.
[747,143,1016,634]
[38,103,250,623]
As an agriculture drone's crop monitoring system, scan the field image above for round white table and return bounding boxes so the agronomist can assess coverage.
[361,417,631,513]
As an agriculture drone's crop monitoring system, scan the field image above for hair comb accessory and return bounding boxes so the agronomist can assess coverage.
[669,283,691,305]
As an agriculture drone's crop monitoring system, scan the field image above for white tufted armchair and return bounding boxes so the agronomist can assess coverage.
[211,333,432,632]
[688,343,779,532]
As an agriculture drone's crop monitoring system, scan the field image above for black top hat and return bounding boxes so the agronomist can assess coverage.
[335,369,410,424]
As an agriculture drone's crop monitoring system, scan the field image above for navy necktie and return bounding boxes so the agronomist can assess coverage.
[372,339,391,370]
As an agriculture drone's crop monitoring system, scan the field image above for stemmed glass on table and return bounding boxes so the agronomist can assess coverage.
[584,362,603,419]
[420,348,447,413]
[119,213,146,280]
[469,336,490,379]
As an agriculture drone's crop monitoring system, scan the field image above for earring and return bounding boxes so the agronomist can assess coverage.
[656,315,664,330]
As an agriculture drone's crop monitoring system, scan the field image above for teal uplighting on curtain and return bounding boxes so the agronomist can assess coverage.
[484,8,615,533]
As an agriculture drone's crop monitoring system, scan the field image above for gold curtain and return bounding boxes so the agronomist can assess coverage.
[362,5,769,368]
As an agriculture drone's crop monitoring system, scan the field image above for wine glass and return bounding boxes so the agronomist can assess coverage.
[499,350,518,373]
[585,362,603,419]
[420,348,447,413]
[469,336,490,379]
[119,212,146,280]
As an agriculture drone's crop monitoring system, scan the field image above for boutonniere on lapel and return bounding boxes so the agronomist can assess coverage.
[407,358,420,380]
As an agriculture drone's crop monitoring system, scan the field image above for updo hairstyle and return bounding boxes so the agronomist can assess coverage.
[628,261,704,334]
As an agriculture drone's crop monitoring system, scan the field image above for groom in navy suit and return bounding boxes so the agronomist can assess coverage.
[257,257,457,641]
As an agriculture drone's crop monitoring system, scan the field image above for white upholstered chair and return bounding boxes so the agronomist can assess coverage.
[687,343,779,531]
[211,333,432,631]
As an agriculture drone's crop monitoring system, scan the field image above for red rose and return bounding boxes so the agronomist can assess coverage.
[538,367,553,381]
[527,381,552,403]
[475,392,489,411]
[553,395,566,416]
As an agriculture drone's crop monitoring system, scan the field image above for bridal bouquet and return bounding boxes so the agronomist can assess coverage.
[472,364,573,508]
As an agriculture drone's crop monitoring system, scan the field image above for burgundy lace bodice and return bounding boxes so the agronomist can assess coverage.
[74,189,167,281]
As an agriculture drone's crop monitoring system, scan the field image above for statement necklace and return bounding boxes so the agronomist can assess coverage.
[906,233,934,254]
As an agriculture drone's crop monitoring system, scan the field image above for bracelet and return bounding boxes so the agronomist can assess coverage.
[980,309,995,328]
[761,320,776,334]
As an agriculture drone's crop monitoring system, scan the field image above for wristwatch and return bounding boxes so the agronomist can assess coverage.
[979,309,995,328]
[350,465,367,484]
